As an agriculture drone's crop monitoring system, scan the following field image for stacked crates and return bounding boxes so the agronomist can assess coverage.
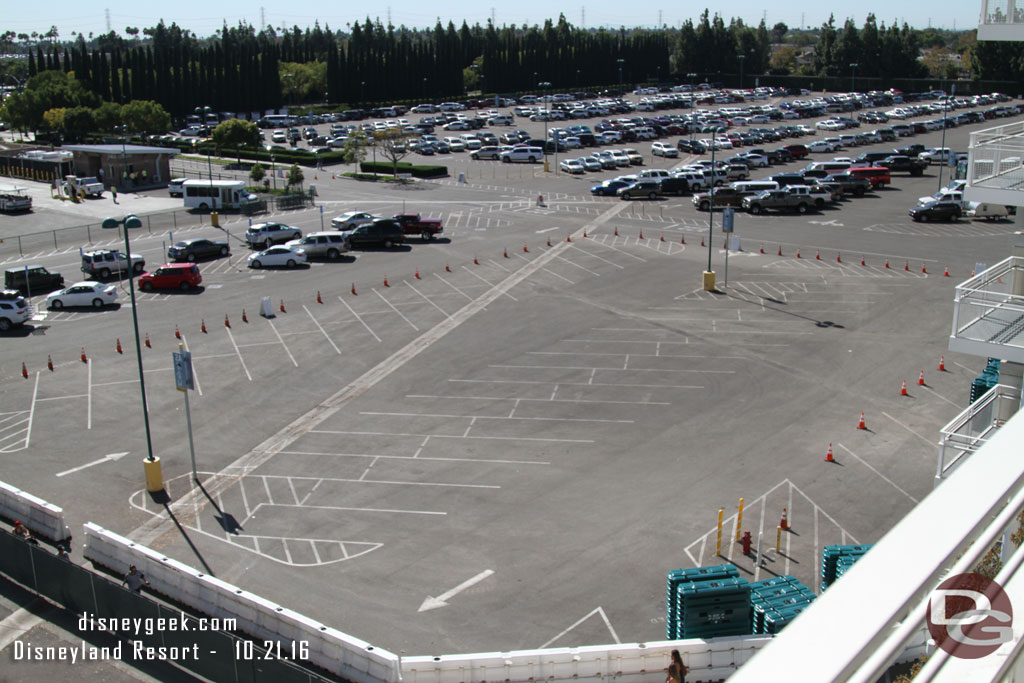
[820,544,872,591]
[970,358,1002,404]
[749,575,815,634]
[666,565,750,639]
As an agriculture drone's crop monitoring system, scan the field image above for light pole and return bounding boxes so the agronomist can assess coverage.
[539,80,552,173]
[264,145,276,190]
[195,106,215,204]
[100,213,161,490]
[738,55,745,90]
[704,126,726,291]
[688,73,697,144]
[849,63,858,93]
[938,84,955,191]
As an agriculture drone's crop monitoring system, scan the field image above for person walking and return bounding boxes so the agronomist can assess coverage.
[112,186,118,204]
[122,565,150,593]
[666,649,688,683]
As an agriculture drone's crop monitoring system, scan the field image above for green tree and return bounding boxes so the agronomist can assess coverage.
[770,22,788,44]
[341,130,368,167]
[212,118,259,164]
[93,101,122,132]
[249,162,265,184]
[286,163,304,189]
[375,129,413,177]
[120,99,171,133]
[41,107,66,130]
[62,106,96,139]
[769,45,798,74]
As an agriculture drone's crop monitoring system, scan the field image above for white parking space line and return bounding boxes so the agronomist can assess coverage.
[431,272,475,302]
[553,255,601,276]
[279,449,550,466]
[461,266,518,302]
[404,280,453,319]
[302,305,342,354]
[336,295,382,343]
[449,378,704,389]
[373,289,419,330]
[836,443,919,504]
[566,338,689,345]
[406,393,670,406]
[920,385,961,408]
[360,410,634,425]
[312,429,593,444]
[486,259,513,273]
[21,374,39,450]
[570,244,627,269]
[223,326,254,381]
[881,411,937,447]
[267,318,298,367]
[490,363,734,374]
[540,267,575,284]
[528,351,747,360]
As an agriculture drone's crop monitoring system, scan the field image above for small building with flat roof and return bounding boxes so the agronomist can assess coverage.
[60,144,180,191]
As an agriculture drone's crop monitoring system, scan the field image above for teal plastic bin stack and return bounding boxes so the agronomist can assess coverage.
[749,575,815,634]
[666,564,751,639]
[821,544,872,591]
[970,358,1002,404]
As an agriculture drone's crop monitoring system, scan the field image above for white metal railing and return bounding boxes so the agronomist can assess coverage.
[968,121,1024,190]
[980,0,1024,26]
[949,256,1024,363]
[935,383,1017,484]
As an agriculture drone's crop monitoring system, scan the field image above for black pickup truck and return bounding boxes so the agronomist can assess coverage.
[878,155,928,177]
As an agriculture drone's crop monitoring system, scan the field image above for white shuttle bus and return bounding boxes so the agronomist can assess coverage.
[182,180,258,210]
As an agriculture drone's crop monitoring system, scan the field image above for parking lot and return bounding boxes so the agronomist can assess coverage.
[1,92,1022,655]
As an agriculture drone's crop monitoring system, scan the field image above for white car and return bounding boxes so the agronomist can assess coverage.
[442,120,470,131]
[247,245,307,269]
[807,139,838,153]
[559,159,586,174]
[578,157,603,172]
[442,137,467,152]
[739,153,769,167]
[651,142,679,158]
[46,282,118,309]
[332,211,381,229]
[608,150,631,167]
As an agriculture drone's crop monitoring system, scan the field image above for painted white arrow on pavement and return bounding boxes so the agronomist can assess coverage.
[56,452,129,478]
[418,569,495,612]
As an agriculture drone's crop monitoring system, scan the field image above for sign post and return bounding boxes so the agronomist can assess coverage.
[173,345,199,482]
[721,209,735,287]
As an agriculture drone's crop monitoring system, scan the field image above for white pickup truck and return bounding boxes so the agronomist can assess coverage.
[64,175,104,198]
[0,186,32,212]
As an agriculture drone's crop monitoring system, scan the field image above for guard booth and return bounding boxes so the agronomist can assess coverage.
[60,144,179,191]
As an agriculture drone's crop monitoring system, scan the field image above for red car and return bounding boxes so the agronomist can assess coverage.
[138,263,202,291]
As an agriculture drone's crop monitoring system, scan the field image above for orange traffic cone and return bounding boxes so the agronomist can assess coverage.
[225,314,231,328]
[566,235,572,242]
[383,276,390,287]
[780,508,789,531]
[904,260,910,272]
[279,299,286,313]
[473,257,479,265]
[503,248,509,258]
[175,325,181,339]
[639,230,644,240]
[445,264,452,272]
[939,356,946,372]
[351,283,358,295]
[861,256,866,266]
[144,334,151,348]
[660,235,665,242]
[796,249,801,259]
[523,244,529,253]
[614,227,619,236]
[759,243,764,254]
[81,347,87,363]
[21,361,28,378]
[414,269,421,279]
[317,290,323,303]
[857,412,867,430]
[836,253,841,263]
[116,338,123,354]
[546,237,552,247]
[701,237,705,247]
[944,265,950,277]
[201,318,207,333]
[825,443,834,462]
[815,250,821,260]
[243,309,249,323]
[921,262,927,274]
[583,230,588,238]
[47,355,53,371]
[680,234,686,244]
[885,259,890,269]
[900,379,908,396]
[918,370,925,386]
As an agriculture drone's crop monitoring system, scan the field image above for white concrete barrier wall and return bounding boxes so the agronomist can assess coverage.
[82,523,399,683]
[0,480,72,542]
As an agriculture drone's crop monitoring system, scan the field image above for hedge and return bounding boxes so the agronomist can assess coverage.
[358,162,448,178]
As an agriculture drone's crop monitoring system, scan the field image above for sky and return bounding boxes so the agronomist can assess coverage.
[4,1,979,40]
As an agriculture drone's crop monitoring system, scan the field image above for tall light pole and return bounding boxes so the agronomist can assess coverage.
[938,84,955,191]
[539,80,552,173]
[688,73,698,144]
[738,55,745,90]
[100,214,161,491]
[849,63,858,93]
[195,106,215,206]
[704,126,726,291]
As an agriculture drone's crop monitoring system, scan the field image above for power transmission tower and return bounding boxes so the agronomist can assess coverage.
[105,8,111,32]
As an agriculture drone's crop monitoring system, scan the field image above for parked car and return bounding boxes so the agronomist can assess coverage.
[692,187,752,210]
[392,213,444,240]
[0,289,30,331]
[46,281,118,309]
[285,232,350,259]
[4,265,63,297]
[340,219,406,249]
[560,159,586,174]
[168,178,187,197]
[138,264,203,291]
[909,201,962,222]
[167,238,230,262]
[617,180,663,200]
[247,245,308,268]
[81,250,145,279]
[651,142,679,158]
[591,180,632,196]
[244,222,303,248]
[332,211,381,230]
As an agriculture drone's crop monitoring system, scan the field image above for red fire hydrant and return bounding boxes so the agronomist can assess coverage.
[741,531,752,555]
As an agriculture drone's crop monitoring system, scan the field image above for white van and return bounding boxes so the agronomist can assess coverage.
[805,161,851,174]
[731,180,779,194]
[637,169,672,181]
[500,146,543,163]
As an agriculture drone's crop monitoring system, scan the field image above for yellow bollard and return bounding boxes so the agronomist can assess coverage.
[716,508,724,556]
[143,456,164,492]
[736,497,745,541]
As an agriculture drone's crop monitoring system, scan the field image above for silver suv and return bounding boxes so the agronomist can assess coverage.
[81,250,145,279]
[285,232,349,260]
[244,222,303,248]
[0,289,30,331]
